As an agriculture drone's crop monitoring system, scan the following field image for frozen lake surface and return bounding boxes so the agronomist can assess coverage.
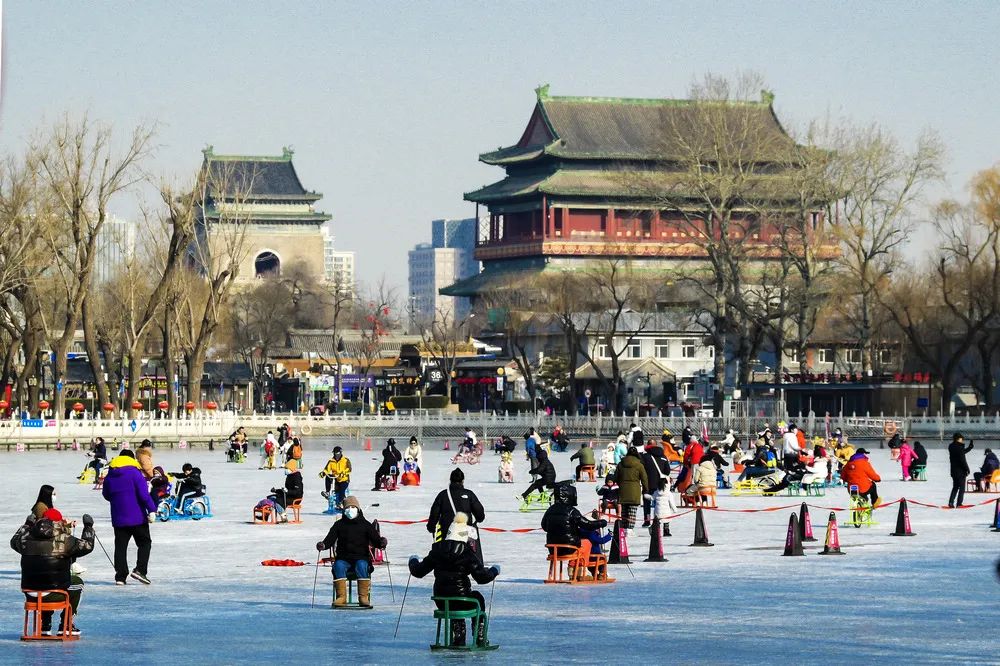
[1,439,998,665]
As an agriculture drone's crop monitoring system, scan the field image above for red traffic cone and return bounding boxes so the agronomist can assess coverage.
[690,507,714,547]
[364,439,372,452]
[818,512,845,555]
[443,440,450,451]
[890,498,916,536]
[782,513,805,556]
[645,518,667,562]
[799,502,816,542]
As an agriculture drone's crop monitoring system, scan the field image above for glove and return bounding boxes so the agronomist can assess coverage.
[318,471,327,478]
[409,555,420,566]
[969,440,974,448]
[147,514,155,523]
[490,565,501,576]
[82,514,94,527]
[316,541,326,551]
[597,519,608,529]
[379,537,388,548]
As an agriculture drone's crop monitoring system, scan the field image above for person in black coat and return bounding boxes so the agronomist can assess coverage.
[373,438,403,490]
[169,463,205,509]
[541,482,606,547]
[640,444,671,526]
[521,449,556,500]
[910,441,929,479]
[316,496,386,607]
[974,448,1000,492]
[408,512,499,647]
[428,468,486,542]
[87,437,108,475]
[947,432,974,507]
[270,460,304,512]
[11,511,95,634]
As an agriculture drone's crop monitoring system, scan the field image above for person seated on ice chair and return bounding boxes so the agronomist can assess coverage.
[974,448,999,492]
[408,513,500,647]
[840,448,881,507]
[542,481,607,566]
[316,496,386,608]
[268,459,304,520]
[12,509,95,636]
[168,463,204,509]
[521,449,556,501]
[570,441,596,480]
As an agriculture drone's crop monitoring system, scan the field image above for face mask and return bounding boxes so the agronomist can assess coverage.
[334,454,342,461]
[51,494,58,503]
[344,507,359,520]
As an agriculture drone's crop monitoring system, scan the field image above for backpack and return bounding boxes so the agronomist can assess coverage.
[264,441,275,456]
[290,442,303,460]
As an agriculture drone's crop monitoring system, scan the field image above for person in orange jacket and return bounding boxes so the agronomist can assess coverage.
[841,448,881,506]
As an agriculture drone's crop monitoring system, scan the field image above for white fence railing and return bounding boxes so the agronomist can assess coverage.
[0,414,240,443]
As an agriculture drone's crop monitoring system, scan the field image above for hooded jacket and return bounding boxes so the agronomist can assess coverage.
[136,446,155,479]
[570,446,595,466]
[641,446,670,488]
[616,450,649,505]
[541,484,605,547]
[408,539,497,598]
[11,517,94,590]
[102,454,157,527]
[321,456,352,482]
[981,451,1000,475]
[318,510,384,563]
[841,454,881,493]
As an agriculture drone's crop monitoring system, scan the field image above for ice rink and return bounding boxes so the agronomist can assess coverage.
[1,438,998,665]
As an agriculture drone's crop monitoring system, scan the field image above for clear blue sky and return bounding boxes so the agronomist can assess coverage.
[2,1,999,293]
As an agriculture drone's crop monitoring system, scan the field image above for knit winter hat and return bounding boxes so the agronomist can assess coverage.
[446,512,471,542]
[450,468,465,484]
[119,449,135,459]
[343,496,361,510]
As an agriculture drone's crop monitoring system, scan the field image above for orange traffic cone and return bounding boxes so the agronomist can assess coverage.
[443,440,450,451]
[818,512,845,555]
[364,439,372,452]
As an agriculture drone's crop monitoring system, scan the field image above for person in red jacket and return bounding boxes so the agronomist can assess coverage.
[841,448,882,506]
[673,437,705,493]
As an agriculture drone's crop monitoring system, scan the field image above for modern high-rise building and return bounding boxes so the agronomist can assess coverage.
[93,215,137,284]
[408,217,482,327]
[323,230,355,292]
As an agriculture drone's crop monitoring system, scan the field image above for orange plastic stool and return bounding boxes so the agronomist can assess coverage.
[545,544,581,584]
[22,590,76,641]
[288,499,303,524]
[577,465,596,482]
[253,504,276,524]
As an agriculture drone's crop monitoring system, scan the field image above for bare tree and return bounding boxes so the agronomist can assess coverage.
[353,279,397,412]
[417,305,473,404]
[30,115,153,415]
[829,123,943,374]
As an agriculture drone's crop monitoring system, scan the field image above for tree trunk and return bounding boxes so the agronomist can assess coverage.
[81,295,111,409]
[163,317,177,417]
[125,344,143,418]
[566,329,579,414]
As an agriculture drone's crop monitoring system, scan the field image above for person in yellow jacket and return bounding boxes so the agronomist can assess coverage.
[319,446,352,509]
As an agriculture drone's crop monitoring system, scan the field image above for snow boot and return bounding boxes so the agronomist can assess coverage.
[475,618,487,646]
[357,578,372,608]
[450,619,467,646]
[321,491,330,499]
[333,578,348,607]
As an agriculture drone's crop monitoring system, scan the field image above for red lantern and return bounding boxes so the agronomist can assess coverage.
[38,400,50,410]
[72,402,85,412]
[102,402,116,412]
[157,400,169,410]
[131,400,143,410]
[0,399,9,410]
[185,401,195,411]
[204,401,218,410]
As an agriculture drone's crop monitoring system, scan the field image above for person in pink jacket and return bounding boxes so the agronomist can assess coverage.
[897,440,918,481]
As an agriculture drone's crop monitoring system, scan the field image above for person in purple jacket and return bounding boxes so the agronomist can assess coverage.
[102,449,157,585]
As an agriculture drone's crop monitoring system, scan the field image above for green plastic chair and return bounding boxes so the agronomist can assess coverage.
[431,596,489,649]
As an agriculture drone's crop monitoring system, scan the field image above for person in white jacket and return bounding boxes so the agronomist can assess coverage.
[782,425,801,468]
[405,436,423,471]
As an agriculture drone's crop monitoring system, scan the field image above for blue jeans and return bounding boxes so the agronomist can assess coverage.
[333,559,370,580]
